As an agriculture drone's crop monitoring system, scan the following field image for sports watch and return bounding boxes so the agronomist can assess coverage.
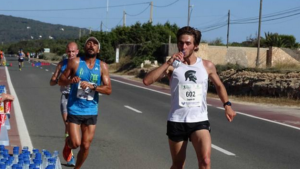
[223,101,232,107]
[92,83,97,90]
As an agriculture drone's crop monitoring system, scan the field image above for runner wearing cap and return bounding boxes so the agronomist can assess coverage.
[49,42,78,166]
[59,37,112,169]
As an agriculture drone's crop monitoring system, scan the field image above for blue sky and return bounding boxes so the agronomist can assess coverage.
[1,0,300,43]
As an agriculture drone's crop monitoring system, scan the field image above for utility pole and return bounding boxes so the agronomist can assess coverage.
[150,1,153,23]
[187,0,191,26]
[100,21,103,32]
[226,10,230,48]
[106,0,109,32]
[89,27,92,34]
[123,10,126,27]
[256,0,263,67]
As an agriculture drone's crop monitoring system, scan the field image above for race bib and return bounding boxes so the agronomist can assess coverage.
[178,84,202,107]
[77,81,95,101]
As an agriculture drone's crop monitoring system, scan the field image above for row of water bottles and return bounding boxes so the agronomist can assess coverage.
[0,145,62,169]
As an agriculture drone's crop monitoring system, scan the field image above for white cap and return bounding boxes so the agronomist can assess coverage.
[85,37,100,50]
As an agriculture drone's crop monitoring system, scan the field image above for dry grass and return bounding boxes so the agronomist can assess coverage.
[208,93,300,107]
[272,62,300,71]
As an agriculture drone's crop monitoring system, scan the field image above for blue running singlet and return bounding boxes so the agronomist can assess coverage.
[67,57,101,115]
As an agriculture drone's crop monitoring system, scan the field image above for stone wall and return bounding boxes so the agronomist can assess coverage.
[167,44,300,68]
[215,70,300,99]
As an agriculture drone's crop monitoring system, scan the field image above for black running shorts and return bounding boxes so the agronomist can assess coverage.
[167,120,211,142]
[67,114,98,125]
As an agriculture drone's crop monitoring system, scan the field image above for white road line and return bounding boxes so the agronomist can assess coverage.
[98,93,102,96]
[111,79,171,96]
[236,111,300,131]
[5,67,33,150]
[212,144,236,156]
[124,105,142,113]
[216,107,224,110]
[45,69,49,71]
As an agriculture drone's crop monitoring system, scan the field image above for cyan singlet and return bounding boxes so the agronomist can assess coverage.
[68,57,101,115]
[169,57,209,123]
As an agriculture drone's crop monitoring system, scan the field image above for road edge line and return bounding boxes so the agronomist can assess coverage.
[5,66,33,150]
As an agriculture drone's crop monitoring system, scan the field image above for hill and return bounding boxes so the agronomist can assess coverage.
[0,15,89,44]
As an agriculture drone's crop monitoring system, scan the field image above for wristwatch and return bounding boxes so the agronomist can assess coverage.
[223,101,232,107]
[92,83,97,90]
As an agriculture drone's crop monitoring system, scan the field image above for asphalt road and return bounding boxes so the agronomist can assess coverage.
[5,56,300,169]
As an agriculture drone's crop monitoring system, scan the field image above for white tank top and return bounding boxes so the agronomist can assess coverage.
[168,57,208,123]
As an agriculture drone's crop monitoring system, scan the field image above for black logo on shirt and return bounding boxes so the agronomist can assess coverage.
[185,70,197,83]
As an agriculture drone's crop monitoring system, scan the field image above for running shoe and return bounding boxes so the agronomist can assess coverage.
[66,155,75,166]
[63,137,72,162]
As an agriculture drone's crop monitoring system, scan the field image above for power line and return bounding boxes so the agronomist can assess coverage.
[0,0,181,12]
[197,6,300,33]
[0,2,150,12]
[153,0,180,8]
[126,4,150,16]
[232,12,300,24]
[231,6,300,22]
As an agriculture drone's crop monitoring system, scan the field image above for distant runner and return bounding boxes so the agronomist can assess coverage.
[50,42,79,166]
[18,49,25,71]
[0,50,3,66]
[27,52,30,62]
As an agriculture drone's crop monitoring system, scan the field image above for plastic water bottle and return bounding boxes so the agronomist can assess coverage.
[12,147,19,165]
[42,152,51,169]
[5,160,12,169]
[46,158,56,168]
[29,164,36,169]
[172,51,185,68]
[33,159,42,169]
[0,164,6,169]
[23,160,30,169]
[31,149,39,163]
[45,165,55,169]
[52,151,61,169]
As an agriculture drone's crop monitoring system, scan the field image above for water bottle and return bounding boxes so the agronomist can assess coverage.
[52,151,61,169]
[12,147,19,165]
[29,164,36,169]
[23,160,30,169]
[33,159,42,169]
[45,165,55,169]
[42,152,51,169]
[172,51,185,68]
[0,159,6,165]
[11,164,19,169]
[47,158,56,168]
[0,164,6,169]
[31,149,39,163]
[5,160,12,169]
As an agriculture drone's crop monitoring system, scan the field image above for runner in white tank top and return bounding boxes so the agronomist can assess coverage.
[143,26,236,169]
[169,57,209,122]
